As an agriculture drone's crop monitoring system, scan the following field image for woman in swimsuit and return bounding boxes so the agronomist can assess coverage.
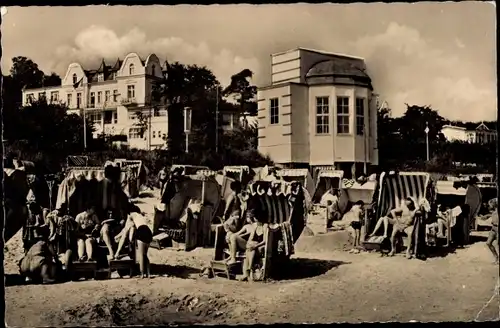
[240,215,268,282]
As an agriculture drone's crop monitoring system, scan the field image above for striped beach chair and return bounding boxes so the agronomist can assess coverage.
[364,172,433,253]
[211,182,307,280]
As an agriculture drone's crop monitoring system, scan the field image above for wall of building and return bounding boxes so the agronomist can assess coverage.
[257,84,294,163]
[289,83,310,163]
[441,126,468,142]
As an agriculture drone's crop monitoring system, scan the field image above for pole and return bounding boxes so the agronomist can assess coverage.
[425,121,429,161]
[83,107,87,150]
[363,113,367,175]
[185,132,189,153]
[215,87,219,153]
[149,107,152,151]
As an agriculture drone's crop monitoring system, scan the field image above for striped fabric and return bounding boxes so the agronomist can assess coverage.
[376,172,431,219]
[223,166,250,174]
[67,156,88,167]
[253,193,292,225]
[279,169,309,177]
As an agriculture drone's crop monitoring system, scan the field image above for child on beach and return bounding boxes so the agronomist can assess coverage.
[349,200,365,253]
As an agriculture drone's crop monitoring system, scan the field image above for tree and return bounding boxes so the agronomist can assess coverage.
[10,56,45,89]
[395,104,446,145]
[223,69,258,121]
[152,62,220,156]
[44,72,62,87]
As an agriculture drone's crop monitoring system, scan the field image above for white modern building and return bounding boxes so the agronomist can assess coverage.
[257,48,378,173]
[441,122,497,144]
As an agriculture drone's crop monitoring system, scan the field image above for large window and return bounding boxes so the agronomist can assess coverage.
[50,91,59,103]
[97,91,102,104]
[316,97,330,134]
[336,96,350,134]
[72,73,77,85]
[270,98,279,125]
[355,98,365,136]
[129,127,142,139]
[38,92,46,101]
[127,85,135,99]
[76,93,82,108]
[67,94,72,107]
[129,64,135,75]
[90,92,95,107]
[104,111,113,124]
[26,93,34,104]
[105,90,110,103]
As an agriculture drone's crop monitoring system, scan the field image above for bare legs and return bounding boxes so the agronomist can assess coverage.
[370,217,390,238]
[486,229,499,264]
[137,240,150,278]
[227,233,247,264]
[100,224,115,259]
[77,238,96,261]
[115,219,136,259]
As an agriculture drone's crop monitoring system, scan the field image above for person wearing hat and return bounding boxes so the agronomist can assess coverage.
[23,190,45,252]
[485,198,498,264]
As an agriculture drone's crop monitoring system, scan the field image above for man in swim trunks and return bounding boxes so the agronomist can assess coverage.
[369,197,418,257]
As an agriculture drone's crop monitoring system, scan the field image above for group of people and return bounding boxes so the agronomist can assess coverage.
[221,179,304,281]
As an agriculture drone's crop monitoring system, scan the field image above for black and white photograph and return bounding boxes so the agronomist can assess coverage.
[1,2,498,325]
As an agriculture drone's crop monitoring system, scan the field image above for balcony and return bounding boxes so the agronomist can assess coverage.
[121,98,138,106]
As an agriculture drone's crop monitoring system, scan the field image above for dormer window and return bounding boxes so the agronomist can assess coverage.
[112,72,117,80]
[72,73,77,85]
[129,64,135,75]
[98,74,104,82]
[151,64,156,76]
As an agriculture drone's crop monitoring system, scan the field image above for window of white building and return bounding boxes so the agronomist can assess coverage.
[105,90,110,103]
[129,127,142,139]
[77,93,82,108]
[50,91,59,103]
[90,92,95,107]
[270,98,279,125]
[72,73,77,85]
[315,97,329,134]
[97,91,102,104]
[127,85,135,99]
[355,98,365,136]
[26,93,34,104]
[337,96,350,134]
[67,94,72,107]
[113,90,119,102]
[129,64,135,75]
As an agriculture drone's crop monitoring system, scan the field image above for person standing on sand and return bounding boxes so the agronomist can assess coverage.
[485,198,498,264]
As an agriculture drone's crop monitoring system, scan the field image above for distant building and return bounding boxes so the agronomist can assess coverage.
[257,48,378,172]
[22,52,239,150]
[441,122,497,144]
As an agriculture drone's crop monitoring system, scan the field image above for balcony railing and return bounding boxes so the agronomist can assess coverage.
[121,98,137,106]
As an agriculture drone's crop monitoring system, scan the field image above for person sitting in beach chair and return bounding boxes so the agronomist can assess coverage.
[426,204,451,239]
[113,204,141,260]
[74,205,101,262]
[320,187,341,229]
[100,209,125,260]
[369,197,418,257]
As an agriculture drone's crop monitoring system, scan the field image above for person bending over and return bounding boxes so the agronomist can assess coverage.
[369,198,418,257]
[74,206,101,261]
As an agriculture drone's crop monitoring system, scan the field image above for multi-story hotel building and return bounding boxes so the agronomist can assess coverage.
[22,52,167,150]
[22,52,243,150]
[441,122,497,144]
[257,48,378,173]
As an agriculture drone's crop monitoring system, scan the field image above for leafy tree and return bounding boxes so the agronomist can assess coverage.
[44,72,62,87]
[152,62,220,156]
[10,56,45,89]
[394,104,446,145]
[223,68,258,120]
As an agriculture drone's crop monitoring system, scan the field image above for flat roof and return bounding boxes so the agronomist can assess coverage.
[271,47,365,61]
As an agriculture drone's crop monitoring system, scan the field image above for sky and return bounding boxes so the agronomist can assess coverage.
[1,3,496,122]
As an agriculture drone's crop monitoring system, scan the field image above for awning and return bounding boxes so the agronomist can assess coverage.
[279,169,309,177]
[318,170,344,179]
[223,166,250,173]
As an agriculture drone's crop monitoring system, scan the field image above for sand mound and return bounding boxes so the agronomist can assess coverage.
[48,293,247,326]
[295,230,352,253]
